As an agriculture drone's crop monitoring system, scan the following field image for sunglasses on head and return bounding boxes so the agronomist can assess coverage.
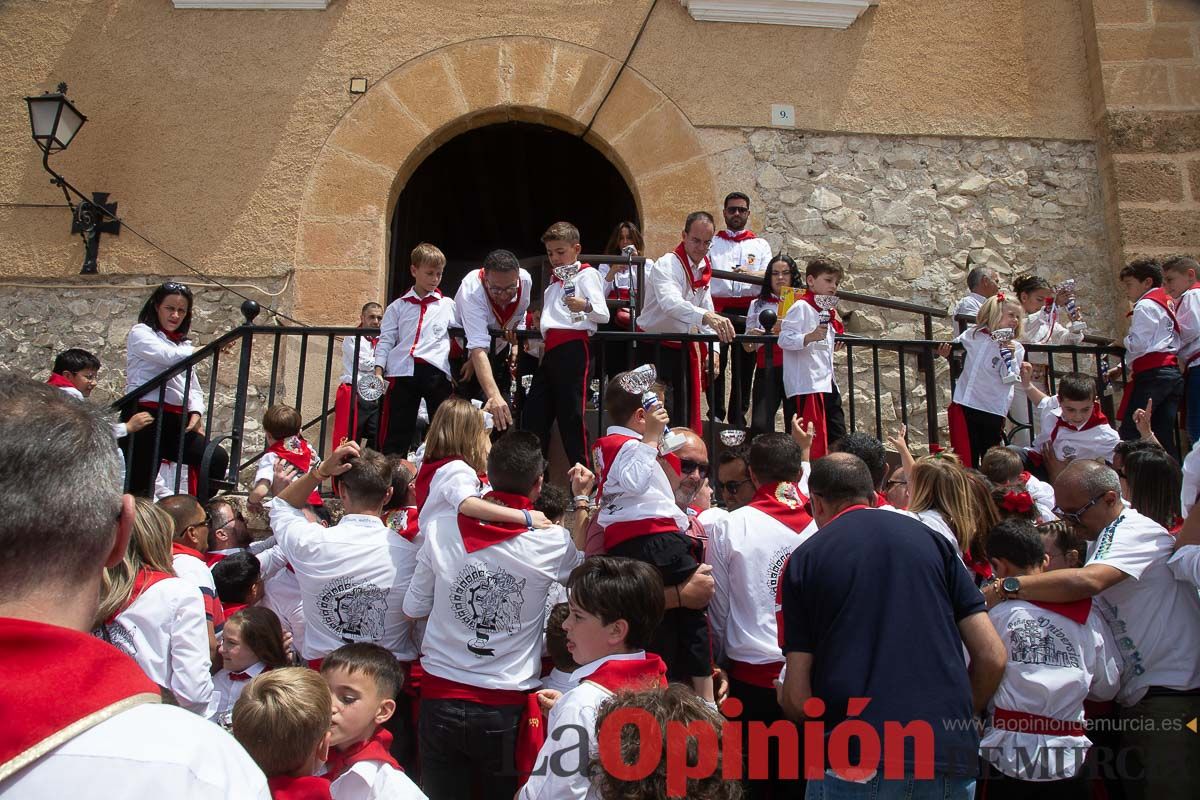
[162,281,191,294]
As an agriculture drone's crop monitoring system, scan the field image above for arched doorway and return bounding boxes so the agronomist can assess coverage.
[387,121,639,302]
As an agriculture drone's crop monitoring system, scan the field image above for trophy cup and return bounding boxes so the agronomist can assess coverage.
[991,328,1020,384]
[620,365,686,455]
[1099,356,1115,397]
[1057,279,1086,334]
[720,430,747,447]
[554,264,585,323]
[357,373,386,402]
[589,379,601,410]
[521,374,533,392]
[814,294,838,325]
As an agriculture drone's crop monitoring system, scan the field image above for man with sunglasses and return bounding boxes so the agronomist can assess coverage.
[203,499,250,567]
[159,494,222,664]
[716,445,756,511]
[454,248,533,431]
[985,459,1200,799]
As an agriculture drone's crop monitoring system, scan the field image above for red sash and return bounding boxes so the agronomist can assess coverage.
[585,654,668,693]
[992,707,1086,737]
[382,506,420,542]
[323,727,400,782]
[267,775,333,800]
[603,517,683,550]
[947,402,972,466]
[457,491,532,553]
[1030,598,1093,626]
[515,691,547,789]
[795,394,829,460]
[46,373,78,391]
[729,659,783,689]
[267,436,323,506]
[420,673,527,706]
[1118,352,1181,418]
[1048,402,1109,445]
[414,456,461,511]
[0,618,160,780]
[747,481,812,531]
[543,328,589,352]
[106,569,173,624]
[482,268,524,329]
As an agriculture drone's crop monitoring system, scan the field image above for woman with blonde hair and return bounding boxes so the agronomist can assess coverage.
[414,396,553,529]
[95,498,214,714]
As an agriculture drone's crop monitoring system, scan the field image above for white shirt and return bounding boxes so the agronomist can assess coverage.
[540,667,576,694]
[981,601,1120,780]
[708,233,773,299]
[269,503,420,661]
[374,289,458,379]
[0,702,269,799]
[638,250,716,335]
[539,263,610,335]
[1024,474,1057,520]
[1022,305,1084,366]
[1181,437,1200,518]
[598,261,647,298]
[98,577,214,716]
[418,458,483,530]
[709,503,814,668]
[258,544,307,657]
[518,652,650,800]
[1028,396,1120,464]
[954,292,987,328]
[454,267,533,354]
[911,508,961,554]
[330,759,428,800]
[951,326,1026,417]
[1168,545,1200,587]
[1123,290,1180,362]
[208,660,266,726]
[1175,287,1200,365]
[125,323,205,413]
[173,548,221,628]
[1086,508,1200,705]
[403,512,581,691]
[594,426,688,534]
[341,334,377,385]
[778,297,837,396]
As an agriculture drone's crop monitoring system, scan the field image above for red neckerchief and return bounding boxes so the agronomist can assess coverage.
[357,324,379,348]
[402,288,442,307]
[46,373,78,390]
[592,432,640,497]
[268,436,315,473]
[457,491,533,553]
[162,328,188,343]
[106,569,173,625]
[747,481,812,531]
[0,617,160,771]
[1127,287,1180,332]
[874,491,888,507]
[414,456,462,510]
[1049,402,1109,445]
[227,667,253,681]
[549,262,594,284]
[480,269,524,328]
[963,550,994,583]
[323,727,400,782]
[828,503,871,524]
[586,654,668,693]
[172,542,204,562]
[1030,598,1093,626]
[382,506,420,542]
[223,602,248,619]
[800,291,845,334]
[717,229,756,243]
[672,243,712,290]
[267,775,333,800]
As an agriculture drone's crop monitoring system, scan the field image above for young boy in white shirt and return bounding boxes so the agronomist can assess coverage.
[521,221,609,469]
[519,556,667,800]
[981,519,1120,797]
[1162,255,1200,445]
[777,258,847,460]
[248,405,324,512]
[374,243,457,458]
[1020,369,1120,474]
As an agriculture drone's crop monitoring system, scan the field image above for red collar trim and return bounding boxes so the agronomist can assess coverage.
[717,229,756,243]
[457,491,534,553]
[585,654,668,693]
[172,542,204,561]
[0,618,161,771]
[323,727,399,782]
[402,288,443,305]
[107,569,173,624]
[1049,402,1109,444]
[383,507,420,542]
[800,291,845,334]
[673,243,711,290]
[1030,598,1093,626]
[46,373,77,390]
[414,456,462,510]
[747,481,812,531]
[267,775,333,800]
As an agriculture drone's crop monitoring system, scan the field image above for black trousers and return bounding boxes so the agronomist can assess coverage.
[521,338,590,468]
[961,405,1007,469]
[750,362,786,437]
[1118,365,1184,460]
[382,361,454,457]
[353,396,381,450]
[978,761,1087,800]
[121,407,229,502]
[418,698,522,800]
[728,677,805,799]
[715,315,755,426]
[608,531,711,680]
[651,342,709,432]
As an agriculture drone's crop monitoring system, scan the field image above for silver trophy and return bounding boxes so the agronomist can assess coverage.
[1056,279,1087,334]
[357,373,386,402]
[991,328,1020,384]
[814,294,838,325]
[521,374,533,392]
[619,365,686,455]
[554,264,586,323]
[720,430,747,447]
[589,378,601,409]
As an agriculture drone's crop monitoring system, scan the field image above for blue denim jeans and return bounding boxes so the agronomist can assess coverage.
[805,771,976,800]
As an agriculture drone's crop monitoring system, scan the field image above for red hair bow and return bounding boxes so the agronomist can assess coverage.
[1001,490,1034,513]
[995,292,1006,302]
[929,443,944,455]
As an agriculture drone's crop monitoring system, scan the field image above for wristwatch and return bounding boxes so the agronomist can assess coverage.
[1001,577,1021,599]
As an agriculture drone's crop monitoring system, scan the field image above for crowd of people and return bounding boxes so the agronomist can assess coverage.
[5,194,1200,800]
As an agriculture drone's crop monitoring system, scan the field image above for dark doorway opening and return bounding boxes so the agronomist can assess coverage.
[388,121,639,303]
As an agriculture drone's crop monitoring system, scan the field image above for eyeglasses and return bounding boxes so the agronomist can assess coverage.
[1053,493,1107,525]
[885,478,908,488]
[485,281,519,297]
[679,459,710,476]
[718,478,751,495]
[725,206,749,214]
[189,513,212,530]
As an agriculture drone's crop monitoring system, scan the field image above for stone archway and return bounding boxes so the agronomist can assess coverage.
[294,35,717,323]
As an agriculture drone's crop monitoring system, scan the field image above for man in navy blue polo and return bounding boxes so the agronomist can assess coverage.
[779,453,1005,799]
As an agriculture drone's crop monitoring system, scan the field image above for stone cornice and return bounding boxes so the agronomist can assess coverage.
[172,1,327,8]
[679,0,877,29]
